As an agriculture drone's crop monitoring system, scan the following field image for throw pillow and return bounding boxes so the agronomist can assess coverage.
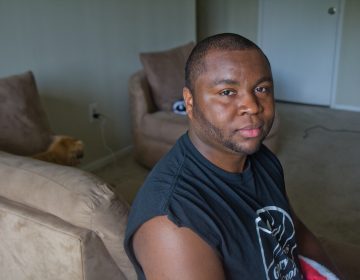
[140,42,195,111]
[0,71,52,155]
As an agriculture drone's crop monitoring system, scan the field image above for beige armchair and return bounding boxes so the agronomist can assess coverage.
[129,70,189,168]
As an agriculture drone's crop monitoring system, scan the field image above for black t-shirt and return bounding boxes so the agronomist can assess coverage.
[124,133,303,279]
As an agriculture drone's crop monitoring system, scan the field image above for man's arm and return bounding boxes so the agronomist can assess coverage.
[290,207,342,277]
[132,215,226,280]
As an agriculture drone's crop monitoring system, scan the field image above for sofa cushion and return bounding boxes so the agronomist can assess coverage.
[0,151,136,280]
[142,111,188,144]
[0,71,52,155]
[140,42,194,112]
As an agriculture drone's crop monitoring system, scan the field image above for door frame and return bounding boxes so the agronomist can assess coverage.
[257,0,346,109]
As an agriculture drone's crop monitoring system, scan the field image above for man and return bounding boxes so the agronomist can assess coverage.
[124,33,339,279]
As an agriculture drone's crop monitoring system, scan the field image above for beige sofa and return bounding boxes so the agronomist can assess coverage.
[0,151,136,280]
[0,71,136,279]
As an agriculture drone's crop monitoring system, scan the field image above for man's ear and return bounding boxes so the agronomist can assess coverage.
[183,87,194,120]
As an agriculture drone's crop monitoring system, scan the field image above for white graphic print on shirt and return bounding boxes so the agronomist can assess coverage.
[255,206,303,280]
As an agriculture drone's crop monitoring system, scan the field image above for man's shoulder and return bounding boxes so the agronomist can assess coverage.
[147,138,188,186]
[127,137,189,220]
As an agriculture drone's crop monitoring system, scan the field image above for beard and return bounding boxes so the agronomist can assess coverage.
[192,104,269,155]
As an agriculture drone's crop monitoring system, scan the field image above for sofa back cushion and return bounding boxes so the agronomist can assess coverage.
[140,42,194,112]
[0,71,52,155]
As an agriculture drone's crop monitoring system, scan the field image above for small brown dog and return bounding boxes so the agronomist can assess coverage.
[33,135,84,166]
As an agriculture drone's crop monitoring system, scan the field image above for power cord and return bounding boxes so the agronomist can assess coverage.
[95,113,118,165]
[303,125,360,139]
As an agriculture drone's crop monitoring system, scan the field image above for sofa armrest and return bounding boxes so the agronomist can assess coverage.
[0,196,126,280]
[0,151,136,279]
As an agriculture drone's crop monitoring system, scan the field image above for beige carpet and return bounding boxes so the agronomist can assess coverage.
[93,102,360,246]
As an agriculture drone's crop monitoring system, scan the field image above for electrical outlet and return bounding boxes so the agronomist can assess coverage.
[89,103,99,123]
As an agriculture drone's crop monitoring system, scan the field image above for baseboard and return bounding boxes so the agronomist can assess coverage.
[332,103,360,112]
[81,145,133,172]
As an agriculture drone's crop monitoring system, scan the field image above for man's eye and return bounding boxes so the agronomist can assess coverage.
[220,89,236,96]
[255,86,272,94]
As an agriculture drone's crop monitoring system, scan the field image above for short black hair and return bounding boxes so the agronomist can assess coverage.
[185,33,270,92]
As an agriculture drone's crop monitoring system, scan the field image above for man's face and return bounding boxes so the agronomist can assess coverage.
[185,49,275,156]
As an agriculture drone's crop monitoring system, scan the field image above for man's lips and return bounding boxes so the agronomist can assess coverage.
[236,125,263,138]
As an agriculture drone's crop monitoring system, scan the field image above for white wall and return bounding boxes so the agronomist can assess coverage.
[335,0,360,109]
[197,0,258,41]
[197,0,360,110]
[0,0,196,165]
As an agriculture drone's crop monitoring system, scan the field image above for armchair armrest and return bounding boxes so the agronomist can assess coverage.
[128,70,157,131]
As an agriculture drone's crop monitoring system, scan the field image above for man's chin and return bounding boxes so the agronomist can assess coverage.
[239,143,262,155]
[224,139,263,155]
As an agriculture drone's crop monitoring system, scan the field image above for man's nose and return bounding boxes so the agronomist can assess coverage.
[237,92,261,115]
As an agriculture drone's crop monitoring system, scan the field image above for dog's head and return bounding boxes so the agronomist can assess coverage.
[49,135,84,166]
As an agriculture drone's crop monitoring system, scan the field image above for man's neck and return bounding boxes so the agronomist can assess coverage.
[188,130,248,173]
